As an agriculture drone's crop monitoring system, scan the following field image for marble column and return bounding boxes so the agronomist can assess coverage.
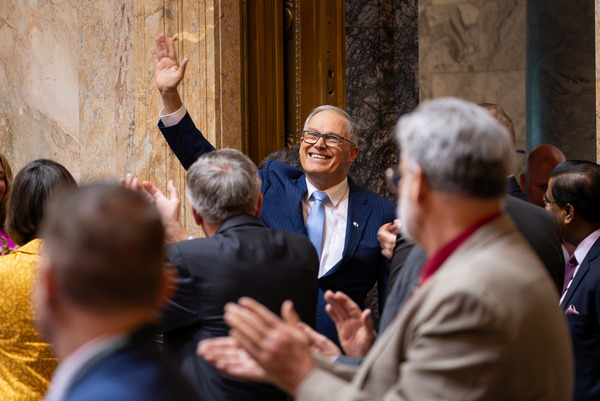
[346,0,419,199]
[526,0,595,160]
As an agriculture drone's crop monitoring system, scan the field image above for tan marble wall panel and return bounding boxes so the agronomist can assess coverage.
[419,0,526,173]
[423,70,526,172]
[79,1,136,183]
[0,0,242,235]
[0,0,80,178]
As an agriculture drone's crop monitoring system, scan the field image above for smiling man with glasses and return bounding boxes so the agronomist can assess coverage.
[151,34,395,345]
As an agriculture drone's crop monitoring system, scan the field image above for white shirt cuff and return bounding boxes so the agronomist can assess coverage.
[159,105,187,127]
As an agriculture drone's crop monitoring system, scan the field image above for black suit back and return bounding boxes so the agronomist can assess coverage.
[161,215,319,401]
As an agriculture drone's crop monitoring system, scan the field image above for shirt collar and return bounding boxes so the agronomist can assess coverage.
[420,211,503,284]
[305,177,349,207]
[573,228,600,266]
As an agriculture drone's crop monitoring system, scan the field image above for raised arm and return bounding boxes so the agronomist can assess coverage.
[152,34,187,114]
[153,34,216,170]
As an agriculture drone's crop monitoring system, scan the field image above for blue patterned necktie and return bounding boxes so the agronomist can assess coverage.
[307,190,329,258]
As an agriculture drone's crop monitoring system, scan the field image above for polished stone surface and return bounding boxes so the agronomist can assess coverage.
[0,0,241,235]
[419,0,527,173]
[527,0,595,161]
[346,0,419,200]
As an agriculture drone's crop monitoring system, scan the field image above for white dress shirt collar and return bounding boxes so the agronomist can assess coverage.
[305,177,349,206]
[572,228,600,269]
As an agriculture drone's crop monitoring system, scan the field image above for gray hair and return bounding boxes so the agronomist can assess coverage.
[303,105,360,145]
[186,149,262,223]
[395,97,514,199]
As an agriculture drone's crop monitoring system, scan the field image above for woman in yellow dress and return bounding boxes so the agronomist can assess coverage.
[0,159,76,400]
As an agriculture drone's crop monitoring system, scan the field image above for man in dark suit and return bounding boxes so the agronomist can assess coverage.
[156,149,319,400]
[151,34,395,343]
[545,160,600,401]
[34,185,200,401]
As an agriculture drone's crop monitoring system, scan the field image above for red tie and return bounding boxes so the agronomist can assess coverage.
[562,255,578,294]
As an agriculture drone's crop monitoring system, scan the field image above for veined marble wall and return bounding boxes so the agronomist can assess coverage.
[419,0,527,173]
[0,0,242,234]
[346,0,419,199]
[527,0,595,161]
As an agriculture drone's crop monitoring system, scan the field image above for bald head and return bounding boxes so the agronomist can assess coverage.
[479,103,516,144]
[520,144,567,207]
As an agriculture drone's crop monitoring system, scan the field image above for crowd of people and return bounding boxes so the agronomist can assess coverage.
[0,33,598,401]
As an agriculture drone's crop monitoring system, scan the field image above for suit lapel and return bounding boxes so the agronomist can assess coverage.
[322,180,371,277]
[561,238,600,309]
[287,174,308,235]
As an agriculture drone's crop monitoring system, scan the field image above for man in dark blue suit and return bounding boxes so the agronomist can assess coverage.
[152,34,395,343]
[546,160,600,401]
[35,185,200,401]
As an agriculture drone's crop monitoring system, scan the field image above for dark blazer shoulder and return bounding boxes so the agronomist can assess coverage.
[259,159,305,194]
[65,331,199,401]
[505,195,565,293]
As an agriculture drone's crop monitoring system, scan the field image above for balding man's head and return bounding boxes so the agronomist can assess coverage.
[520,144,566,207]
[479,103,516,144]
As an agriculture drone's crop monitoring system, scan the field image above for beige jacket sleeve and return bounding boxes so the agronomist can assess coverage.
[296,291,508,401]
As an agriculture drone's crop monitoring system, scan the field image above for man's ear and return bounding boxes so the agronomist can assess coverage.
[190,201,203,226]
[347,146,359,163]
[254,193,263,218]
[414,165,428,202]
[563,204,575,224]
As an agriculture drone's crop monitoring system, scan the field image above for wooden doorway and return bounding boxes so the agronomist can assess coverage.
[243,0,347,164]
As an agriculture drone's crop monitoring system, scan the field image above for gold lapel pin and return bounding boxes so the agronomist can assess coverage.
[353,222,359,227]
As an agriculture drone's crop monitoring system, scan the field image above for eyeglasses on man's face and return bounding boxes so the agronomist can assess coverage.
[543,194,557,208]
[302,130,356,148]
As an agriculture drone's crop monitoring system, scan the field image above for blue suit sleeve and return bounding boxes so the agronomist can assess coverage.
[158,113,216,170]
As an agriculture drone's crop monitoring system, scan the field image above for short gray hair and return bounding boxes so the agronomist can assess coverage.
[303,105,360,145]
[186,149,262,223]
[395,97,514,199]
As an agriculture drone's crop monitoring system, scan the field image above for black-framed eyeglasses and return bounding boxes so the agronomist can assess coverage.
[302,130,356,148]
[385,167,401,193]
[543,194,556,208]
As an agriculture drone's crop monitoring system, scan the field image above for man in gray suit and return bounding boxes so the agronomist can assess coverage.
[198,98,573,401]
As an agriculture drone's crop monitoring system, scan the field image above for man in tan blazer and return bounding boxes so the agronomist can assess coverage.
[198,98,574,401]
